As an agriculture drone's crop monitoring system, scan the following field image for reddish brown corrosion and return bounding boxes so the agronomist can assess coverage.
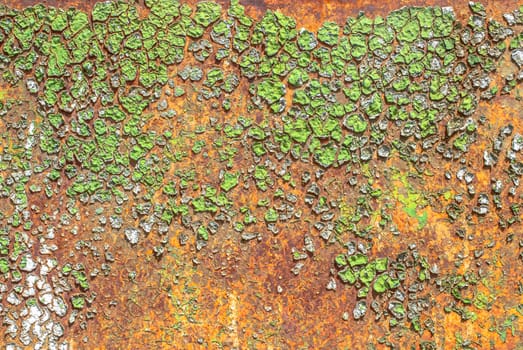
[0,0,522,349]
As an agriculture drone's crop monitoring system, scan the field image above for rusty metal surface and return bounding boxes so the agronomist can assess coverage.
[0,0,522,349]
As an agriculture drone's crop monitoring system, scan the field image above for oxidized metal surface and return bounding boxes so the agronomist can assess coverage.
[0,0,522,349]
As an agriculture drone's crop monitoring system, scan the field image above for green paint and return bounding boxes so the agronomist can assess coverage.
[221,172,239,192]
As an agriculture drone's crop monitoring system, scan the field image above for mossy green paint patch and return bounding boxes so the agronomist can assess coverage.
[391,171,429,229]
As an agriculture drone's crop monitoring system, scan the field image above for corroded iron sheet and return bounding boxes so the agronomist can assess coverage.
[0,0,522,349]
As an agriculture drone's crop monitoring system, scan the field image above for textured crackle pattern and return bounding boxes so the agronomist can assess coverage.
[0,0,522,349]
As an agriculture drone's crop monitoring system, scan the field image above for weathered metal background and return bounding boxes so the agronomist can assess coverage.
[0,0,522,349]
